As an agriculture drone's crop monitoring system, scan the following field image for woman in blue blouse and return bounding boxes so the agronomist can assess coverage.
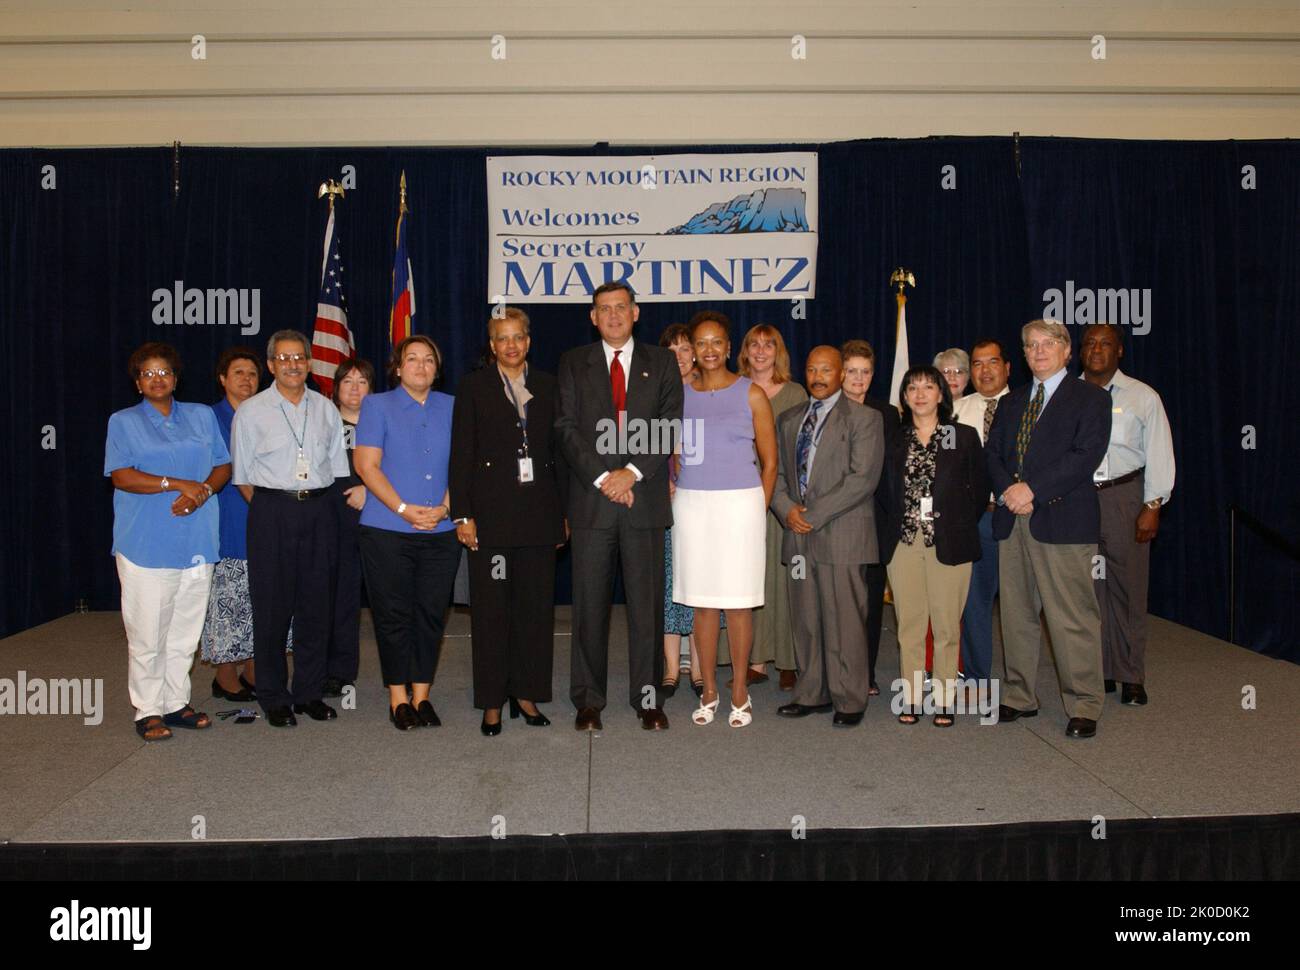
[354,335,459,731]
[105,342,231,742]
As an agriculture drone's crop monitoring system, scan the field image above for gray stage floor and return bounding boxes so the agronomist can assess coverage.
[1,607,1296,843]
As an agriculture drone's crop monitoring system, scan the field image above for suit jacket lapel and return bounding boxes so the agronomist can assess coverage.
[624,343,652,418]
[585,342,614,418]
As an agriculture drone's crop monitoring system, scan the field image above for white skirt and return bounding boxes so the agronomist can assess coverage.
[672,485,766,608]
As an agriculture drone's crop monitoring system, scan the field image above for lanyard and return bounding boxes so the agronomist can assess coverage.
[500,367,530,456]
[279,395,309,453]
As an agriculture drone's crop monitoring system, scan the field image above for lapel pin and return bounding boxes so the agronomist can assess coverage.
[641,372,649,378]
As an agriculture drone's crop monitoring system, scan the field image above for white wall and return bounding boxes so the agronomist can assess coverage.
[1,0,1297,146]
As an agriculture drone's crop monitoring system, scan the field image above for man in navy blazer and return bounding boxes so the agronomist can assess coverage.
[986,319,1111,738]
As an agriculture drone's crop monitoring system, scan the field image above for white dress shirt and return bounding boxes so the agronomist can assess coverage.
[594,338,642,487]
[953,386,1009,502]
[1081,369,1175,505]
[952,386,1010,446]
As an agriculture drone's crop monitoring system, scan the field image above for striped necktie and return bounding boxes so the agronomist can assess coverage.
[1015,383,1044,476]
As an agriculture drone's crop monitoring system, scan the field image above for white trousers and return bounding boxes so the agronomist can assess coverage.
[116,553,214,721]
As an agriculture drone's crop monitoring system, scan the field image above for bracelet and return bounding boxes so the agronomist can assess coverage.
[396,502,407,515]
[201,482,214,498]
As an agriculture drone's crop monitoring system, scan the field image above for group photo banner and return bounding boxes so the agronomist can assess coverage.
[486,152,818,303]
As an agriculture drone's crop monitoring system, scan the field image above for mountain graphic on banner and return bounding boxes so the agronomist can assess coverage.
[666,188,809,234]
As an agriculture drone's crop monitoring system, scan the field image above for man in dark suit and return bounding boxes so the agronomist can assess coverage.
[772,346,884,726]
[986,319,1112,738]
[840,339,901,695]
[556,282,684,731]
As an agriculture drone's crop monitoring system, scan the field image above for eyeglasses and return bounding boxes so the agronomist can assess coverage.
[139,368,174,379]
[844,368,873,378]
[1024,340,1063,353]
[273,353,308,363]
[940,368,968,377]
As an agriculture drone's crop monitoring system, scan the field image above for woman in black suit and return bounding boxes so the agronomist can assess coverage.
[882,365,989,726]
[449,307,568,736]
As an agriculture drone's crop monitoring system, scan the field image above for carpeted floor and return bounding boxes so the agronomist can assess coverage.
[1,606,1296,843]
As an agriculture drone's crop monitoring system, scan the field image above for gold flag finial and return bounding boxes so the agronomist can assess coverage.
[890,267,916,294]
[399,170,408,212]
[317,179,345,209]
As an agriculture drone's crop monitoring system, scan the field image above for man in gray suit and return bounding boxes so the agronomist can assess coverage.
[772,347,885,726]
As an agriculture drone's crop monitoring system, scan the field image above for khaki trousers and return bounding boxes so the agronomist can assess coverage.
[998,515,1105,720]
[886,537,971,710]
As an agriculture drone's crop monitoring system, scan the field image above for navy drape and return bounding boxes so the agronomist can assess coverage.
[1,138,1295,660]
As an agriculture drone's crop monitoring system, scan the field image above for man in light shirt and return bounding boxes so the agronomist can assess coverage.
[1080,323,1175,706]
[952,338,1012,684]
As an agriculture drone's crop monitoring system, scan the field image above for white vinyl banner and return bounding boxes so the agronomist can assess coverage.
[486,153,818,303]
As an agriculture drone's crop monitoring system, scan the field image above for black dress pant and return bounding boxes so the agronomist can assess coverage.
[358,526,459,686]
[247,490,338,712]
[468,544,556,709]
[328,496,363,683]
[570,520,665,711]
[864,562,887,686]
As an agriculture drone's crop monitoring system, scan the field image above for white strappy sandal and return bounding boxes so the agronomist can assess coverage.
[729,696,753,728]
[692,692,720,725]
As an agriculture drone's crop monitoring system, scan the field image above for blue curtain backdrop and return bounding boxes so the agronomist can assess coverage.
[0,137,1295,660]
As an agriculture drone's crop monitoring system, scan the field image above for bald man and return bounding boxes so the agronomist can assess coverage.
[772,347,884,725]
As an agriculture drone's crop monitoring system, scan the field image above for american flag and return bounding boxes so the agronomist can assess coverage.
[310,204,355,397]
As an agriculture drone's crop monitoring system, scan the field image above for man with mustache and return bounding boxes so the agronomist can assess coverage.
[232,330,350,728]
[771,346,884,726]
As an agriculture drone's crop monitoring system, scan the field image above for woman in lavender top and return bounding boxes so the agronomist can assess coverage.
[671,311,778,728]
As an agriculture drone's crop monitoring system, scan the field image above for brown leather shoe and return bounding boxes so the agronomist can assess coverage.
[638,707,669,731]
[575,707,603,731]
[779,669,797,691]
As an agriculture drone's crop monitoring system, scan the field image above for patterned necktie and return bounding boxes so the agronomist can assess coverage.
[610,350,626,426]
[796,399,823,500]
[1015,383,1045,475]
[983,396,999,441]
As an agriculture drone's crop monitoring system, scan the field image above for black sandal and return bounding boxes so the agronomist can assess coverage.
[897,706,921,725]
[135,715,172,742]
[163,705,211,729]
[934,709,955,728]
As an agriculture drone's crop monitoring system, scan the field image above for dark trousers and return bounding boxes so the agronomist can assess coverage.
[1097,475,1150,684]
[959,509,999,682]
[570,520,664,711]
[247,490,338,712]
[358,526,458,686]
[328,498,363,683]
[863,563,886,686]
[468,544,556,709]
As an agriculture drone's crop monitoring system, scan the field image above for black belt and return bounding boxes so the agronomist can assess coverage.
[254,485,332,501]
[1094,467,1143,491]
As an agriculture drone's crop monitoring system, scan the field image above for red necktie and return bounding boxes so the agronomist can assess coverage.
[610,350,626,420]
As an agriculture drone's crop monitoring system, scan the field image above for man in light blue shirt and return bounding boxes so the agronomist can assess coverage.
[231,330,349,727]
[1081,323,1175,706]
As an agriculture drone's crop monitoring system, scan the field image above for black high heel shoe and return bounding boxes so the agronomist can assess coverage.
[508,697,551,726]
[211,677,255,702]
[481,710,503,736]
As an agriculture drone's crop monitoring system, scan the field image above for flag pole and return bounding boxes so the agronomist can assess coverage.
[887,267,915,409]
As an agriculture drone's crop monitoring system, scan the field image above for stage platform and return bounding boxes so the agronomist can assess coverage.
[1,607,1297,880]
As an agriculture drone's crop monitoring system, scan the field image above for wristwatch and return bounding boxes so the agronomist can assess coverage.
[1144,498,1163,510]
[396,502,407,515]
[160,476,170,492]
